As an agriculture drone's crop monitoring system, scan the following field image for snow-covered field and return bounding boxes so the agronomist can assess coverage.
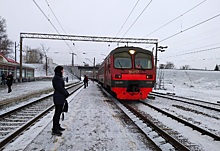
[155,69,220,104]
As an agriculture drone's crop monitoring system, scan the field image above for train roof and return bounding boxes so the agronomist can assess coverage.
[110,46,152,55]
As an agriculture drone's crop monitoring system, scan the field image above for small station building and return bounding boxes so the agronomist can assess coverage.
[0,53,34,82]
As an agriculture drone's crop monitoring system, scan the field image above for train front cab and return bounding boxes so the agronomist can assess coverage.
[109,48,155,100]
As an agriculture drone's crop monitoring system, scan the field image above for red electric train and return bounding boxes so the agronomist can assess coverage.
[97,46,155,100]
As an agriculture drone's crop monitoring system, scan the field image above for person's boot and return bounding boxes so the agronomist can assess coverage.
[52,128,62,136]
[58,125,65,131]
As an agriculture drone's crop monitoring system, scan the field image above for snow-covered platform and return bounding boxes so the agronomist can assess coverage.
[3,82,151,151]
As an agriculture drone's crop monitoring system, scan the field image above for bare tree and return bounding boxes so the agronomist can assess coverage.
[0,16,13,55]
[159,64,165,69]
[40,44,50,76]
[180,65,190,70]
[24,46,44,63]
[165,62,175,69]
[214,64,219,71]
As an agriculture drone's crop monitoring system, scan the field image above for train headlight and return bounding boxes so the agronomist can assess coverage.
[115,74,122,79]
[146,75,153,79]
[129,50,135,55]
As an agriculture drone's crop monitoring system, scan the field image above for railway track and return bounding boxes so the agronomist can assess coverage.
[102,88,190,150]
[102,87,220,150]
[139,100,220,141]
[0,82,83,149]
[150,91,220,112]
[149,91,220,137]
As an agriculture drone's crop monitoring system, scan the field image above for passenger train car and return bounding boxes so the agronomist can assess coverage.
[97,46,155,100]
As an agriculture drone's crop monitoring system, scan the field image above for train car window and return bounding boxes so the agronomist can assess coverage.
[135,53,152,69]
[114,52,132,69]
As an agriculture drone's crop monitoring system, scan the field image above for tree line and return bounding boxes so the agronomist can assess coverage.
[0,16,47,63]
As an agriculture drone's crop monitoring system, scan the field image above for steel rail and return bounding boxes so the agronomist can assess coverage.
[150,92,220,112]
[101,86,189,151]
[0,82,83,149]
[140,100,220,141]
[122,102,190,151]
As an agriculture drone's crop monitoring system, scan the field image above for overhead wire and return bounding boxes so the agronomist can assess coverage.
[33,0,84,64]
[159,46,220,68]
[144,0,206,37]
[121,0,153,38]
[45,0,67,34]
[159,13,220,43]
[44,0,84,62]
[115,0,140,37]
[163,46,220,58]
[33,0,60,34]
[44,0,74,52]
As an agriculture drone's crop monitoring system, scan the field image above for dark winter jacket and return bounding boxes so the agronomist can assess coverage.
[52,72,69,104]
[6,74,13,86]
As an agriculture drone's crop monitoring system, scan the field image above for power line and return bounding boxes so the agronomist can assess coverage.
[121,0,152,38]
[163,46,220,58]
[145,0,206,37]
[33,0,82,64]
[159,13,220,43]
[115,0,140,37]
[170,57,220,63]
[44,0,74,51]
[44,0,88,64]
[33,0,60,34]
[45,0,67,34]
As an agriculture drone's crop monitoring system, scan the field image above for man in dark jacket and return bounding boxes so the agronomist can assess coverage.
[83,75,88,88]
[6,72,13,93]
[52,66,69,136]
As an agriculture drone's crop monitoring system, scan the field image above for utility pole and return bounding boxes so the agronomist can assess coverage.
[45,55,48,76]
[70,52,76,78]
[154,45,167,90]
[93,57,95,81]
[14,42,19,62]
[19,37,23,83]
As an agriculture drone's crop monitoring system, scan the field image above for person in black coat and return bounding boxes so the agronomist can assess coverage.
[6,72,13,93]
[83,75,88,88]
[52,66,69,136]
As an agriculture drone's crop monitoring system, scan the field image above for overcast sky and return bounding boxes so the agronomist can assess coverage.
[1,0,220,70]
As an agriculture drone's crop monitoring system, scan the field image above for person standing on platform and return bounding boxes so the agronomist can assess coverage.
[6,72,13,93]
[83,75,88,88]
[52,66,69,136]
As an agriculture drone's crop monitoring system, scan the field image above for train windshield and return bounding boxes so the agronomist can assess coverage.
[135,52,152,69]
[114,52,132,69]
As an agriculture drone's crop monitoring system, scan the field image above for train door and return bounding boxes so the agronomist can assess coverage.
[104,57,111,88]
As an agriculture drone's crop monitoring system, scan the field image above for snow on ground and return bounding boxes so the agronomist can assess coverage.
[4,83,155,151]
[155,69,220,103]
[1,68,220,150]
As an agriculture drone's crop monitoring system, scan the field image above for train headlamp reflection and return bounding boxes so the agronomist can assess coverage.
[129,50,135,55]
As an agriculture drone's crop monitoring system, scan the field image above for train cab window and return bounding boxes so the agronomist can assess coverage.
[114,52,132,69]
[135,53,152,69]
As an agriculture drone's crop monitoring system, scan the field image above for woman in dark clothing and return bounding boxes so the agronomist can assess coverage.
[6,72,13,93]
[52,66,69,136]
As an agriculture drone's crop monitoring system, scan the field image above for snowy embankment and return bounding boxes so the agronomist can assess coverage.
[155,69,220,103]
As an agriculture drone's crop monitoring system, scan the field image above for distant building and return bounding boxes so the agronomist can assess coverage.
[0,53,35,82]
